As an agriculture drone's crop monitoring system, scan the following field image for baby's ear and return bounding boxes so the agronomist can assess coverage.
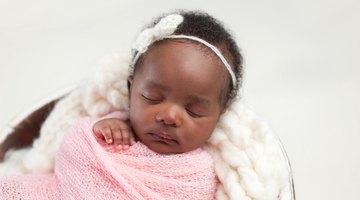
[127,76,134,93]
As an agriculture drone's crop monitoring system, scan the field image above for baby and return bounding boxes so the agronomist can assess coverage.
[93,10,242,155]
[0,10,243,199]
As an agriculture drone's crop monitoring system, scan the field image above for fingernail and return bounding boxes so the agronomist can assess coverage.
[107,139,113,144]
[123,145,129,150]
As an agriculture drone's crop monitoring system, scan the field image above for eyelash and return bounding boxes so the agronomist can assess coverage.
[186,109,204,118]
[142,94,161,104]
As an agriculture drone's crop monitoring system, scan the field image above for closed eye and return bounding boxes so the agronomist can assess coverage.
[186,109,205,118]
[142,94,161,104]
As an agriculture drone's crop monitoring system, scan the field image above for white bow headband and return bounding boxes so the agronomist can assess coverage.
[131,14,237,87]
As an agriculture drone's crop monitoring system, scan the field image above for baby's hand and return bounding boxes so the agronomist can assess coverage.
[93,118,135,150]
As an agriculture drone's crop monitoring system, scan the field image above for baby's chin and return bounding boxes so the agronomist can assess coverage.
[143,142,182,154]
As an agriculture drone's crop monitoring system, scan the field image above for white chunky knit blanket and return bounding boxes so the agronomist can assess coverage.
[0,53,294,200]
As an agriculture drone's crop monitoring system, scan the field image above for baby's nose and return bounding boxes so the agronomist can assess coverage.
[155,105,182,127]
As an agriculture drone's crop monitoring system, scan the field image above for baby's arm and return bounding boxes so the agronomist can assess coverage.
[92,111,135,150]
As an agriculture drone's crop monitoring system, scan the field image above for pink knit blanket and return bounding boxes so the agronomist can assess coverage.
[0,117,216,199]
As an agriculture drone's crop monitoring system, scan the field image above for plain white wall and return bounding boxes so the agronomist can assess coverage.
[1,0,359,199]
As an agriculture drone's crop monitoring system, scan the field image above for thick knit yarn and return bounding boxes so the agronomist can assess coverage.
[0,53,294,199]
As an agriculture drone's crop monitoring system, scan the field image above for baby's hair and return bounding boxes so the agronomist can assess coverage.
[131,10,243,107]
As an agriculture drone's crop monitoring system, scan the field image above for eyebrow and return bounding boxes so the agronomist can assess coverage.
[144,80,169,91]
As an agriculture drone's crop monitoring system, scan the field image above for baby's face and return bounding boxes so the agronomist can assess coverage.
[128,40,229,154]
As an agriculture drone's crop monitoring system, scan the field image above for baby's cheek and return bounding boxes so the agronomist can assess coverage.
[198,122,217,141]
[129,113,145,136]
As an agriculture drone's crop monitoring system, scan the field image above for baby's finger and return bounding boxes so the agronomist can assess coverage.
[112,127,123,147]
[120,129,133,149]
[101,127,113,144]
[130,137,136,145]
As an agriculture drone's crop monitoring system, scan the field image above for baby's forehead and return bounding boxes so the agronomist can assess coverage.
[142,40,227,71]
[134,40,230,90]
[138,41,228,84]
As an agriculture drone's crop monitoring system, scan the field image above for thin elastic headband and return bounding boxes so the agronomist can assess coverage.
[131,14,237,87]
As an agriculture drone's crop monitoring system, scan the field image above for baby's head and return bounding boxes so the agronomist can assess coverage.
[127,10,243,154]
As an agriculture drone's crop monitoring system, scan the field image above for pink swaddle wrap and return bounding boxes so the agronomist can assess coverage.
[0,116,217,199]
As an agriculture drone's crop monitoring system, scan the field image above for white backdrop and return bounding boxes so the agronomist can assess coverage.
[1,0,359,199]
